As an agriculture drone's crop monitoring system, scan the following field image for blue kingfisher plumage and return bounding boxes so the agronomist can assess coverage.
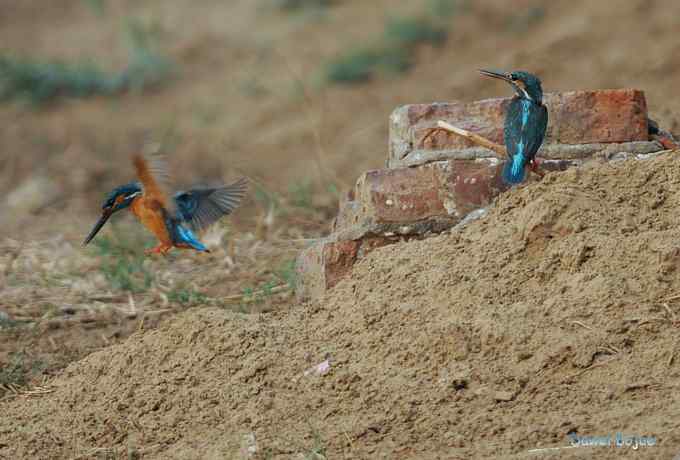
[83,153,247,255]
[479,69,548,184]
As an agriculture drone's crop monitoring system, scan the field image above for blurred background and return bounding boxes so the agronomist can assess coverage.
[0,0,679,383]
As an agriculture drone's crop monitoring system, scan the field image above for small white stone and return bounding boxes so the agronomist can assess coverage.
[443,199,458,215]
[385,199,394,206]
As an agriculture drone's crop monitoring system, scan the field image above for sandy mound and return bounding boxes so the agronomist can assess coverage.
[3,153,680,459]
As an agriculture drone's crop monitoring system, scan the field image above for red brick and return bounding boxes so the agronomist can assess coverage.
[295,237,394,302]
[389,89,648,166]
[298,156,579,301]
[332,189,361,233]
[358,165,445,223]
[298,89,654,301]
[549,90,647,143]
[333,159,509,236]
[299,156,581,300]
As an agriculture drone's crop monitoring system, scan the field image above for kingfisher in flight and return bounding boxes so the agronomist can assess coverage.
[479,69,548,184]
[83,153,247,255]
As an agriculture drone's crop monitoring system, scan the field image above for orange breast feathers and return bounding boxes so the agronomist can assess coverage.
[130,196,173,245]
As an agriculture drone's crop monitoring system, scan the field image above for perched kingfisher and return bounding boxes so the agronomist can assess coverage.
[479,69,548,184]
[83,153,247,255]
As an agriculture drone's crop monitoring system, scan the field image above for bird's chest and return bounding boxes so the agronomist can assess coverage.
[130,197,172,244]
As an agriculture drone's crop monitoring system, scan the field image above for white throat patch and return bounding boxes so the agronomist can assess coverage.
[519,86,533,102]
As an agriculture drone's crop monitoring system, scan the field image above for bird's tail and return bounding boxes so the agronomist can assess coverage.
[175,223,209,252]
[502,154,526,184]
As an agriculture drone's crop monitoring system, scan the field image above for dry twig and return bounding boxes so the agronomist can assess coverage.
[563,357,618,382]
[570,320,592,330]
[422,120,507,159]
[218,284,290,305]
[422,120,545,179]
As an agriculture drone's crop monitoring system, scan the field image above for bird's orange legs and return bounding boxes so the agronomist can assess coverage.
[145,243,173,255]
[528,159,545,178]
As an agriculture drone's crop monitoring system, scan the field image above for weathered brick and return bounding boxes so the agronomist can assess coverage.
[332,189,361,234]
[298,157,577,301]
[332,159,508,238]
[295,236,395,302]
[358,164,450,222]
[392,141,662,168]
[389,89,649,167]
[296,238,339,302]
[297,90,661,301]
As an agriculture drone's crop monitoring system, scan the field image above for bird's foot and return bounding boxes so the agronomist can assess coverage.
[145,244,172,256]
[656,134,680,150]
[529,159,545,178]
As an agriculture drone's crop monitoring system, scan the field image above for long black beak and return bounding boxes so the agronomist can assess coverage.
[83,208,113,246]
[478,69,512,83]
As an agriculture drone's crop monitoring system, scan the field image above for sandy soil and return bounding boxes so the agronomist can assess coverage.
[2,152,680,458]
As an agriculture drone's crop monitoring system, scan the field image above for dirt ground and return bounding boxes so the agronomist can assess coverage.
[2,0,680,459]
[3,151,680,459]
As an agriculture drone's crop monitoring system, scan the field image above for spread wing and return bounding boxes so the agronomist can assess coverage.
[132,152,176,215]
[174,177,247,232]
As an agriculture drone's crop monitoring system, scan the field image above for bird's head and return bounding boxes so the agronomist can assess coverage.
[83,182,141,245]
[479,69,543,104]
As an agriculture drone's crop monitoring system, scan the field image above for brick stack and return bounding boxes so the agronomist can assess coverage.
[296,89,663,301]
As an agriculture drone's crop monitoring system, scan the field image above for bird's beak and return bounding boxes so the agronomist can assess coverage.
[83,208,113,246]
[478,69,512,83]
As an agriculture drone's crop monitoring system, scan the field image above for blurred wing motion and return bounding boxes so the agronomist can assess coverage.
[132,152,176,214]
[174,177,248,232]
